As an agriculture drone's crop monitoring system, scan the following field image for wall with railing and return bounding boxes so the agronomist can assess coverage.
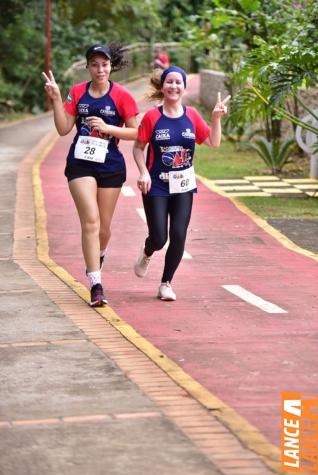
[65,42,193,84]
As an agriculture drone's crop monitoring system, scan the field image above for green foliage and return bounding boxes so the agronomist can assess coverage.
[0,0,103,112]
[250,86,318,137]
[51,14,102,101]
[248,137,296,173]
[182,0,318,159]
[182,0,286,74]
[158,0,203,41]
[0,1,44,111]
[64,0,162,42]
[226,87,267,130]
[230,0,318,149]
[236,33,318,106]
[168,48,192,71]
[0,0,163,113]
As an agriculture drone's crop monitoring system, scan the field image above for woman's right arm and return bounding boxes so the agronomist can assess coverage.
[133,140,152,194]
[42,70,75,136]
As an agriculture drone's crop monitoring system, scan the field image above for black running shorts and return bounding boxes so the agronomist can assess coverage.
[64,162,126,188]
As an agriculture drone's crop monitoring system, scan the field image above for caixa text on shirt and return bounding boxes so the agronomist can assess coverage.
[155,129,170,140]
[78,103,90,114]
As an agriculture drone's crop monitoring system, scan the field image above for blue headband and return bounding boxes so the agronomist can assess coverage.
[160,66,187,88]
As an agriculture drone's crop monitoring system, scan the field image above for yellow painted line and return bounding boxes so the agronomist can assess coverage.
[31,147,286,474]
[197,174,318,264]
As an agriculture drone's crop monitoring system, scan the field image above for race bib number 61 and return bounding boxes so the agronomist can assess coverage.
[74,136,109,163]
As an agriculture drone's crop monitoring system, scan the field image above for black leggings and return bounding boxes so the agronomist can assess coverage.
[142,192,193,283]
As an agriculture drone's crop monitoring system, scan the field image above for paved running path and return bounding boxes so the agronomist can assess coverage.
[41,76,318,450]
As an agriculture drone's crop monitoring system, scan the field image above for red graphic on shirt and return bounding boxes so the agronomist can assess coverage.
[172,149,191,168]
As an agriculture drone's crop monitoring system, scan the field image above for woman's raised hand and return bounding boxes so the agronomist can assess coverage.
[42,70,61,101]
[212,91,231,119]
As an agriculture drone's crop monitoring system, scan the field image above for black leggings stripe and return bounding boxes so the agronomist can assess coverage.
[142,192,193,283]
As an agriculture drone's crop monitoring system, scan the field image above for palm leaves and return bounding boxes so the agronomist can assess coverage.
[248,137,296,173]
[250,85,318,136]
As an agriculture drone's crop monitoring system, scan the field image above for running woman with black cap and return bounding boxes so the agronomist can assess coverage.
[42,43,138,307]
[133,66,230,301]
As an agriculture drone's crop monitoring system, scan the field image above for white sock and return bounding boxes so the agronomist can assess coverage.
[87,271,101,288]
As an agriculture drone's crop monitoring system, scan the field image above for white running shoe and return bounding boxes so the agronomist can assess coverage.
[134,247,151,277]
[158,282,176,301]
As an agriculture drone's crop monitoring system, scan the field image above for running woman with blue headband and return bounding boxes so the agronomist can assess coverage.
[133,66,230,301]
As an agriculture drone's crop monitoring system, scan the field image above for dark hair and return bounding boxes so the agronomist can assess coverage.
[86,42,128,72]
[108,42,128,72]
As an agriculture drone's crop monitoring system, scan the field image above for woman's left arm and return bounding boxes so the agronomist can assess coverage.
[205,92,231,148]
[86,115,138,140]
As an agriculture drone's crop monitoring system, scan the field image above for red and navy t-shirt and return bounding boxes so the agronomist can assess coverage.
[64,81,138,173]
[138,105,210,196]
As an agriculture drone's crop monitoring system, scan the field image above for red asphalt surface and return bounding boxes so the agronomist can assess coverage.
[40,76,318,448]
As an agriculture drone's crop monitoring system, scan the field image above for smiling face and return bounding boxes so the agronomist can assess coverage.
[87,53,111,85]
[162,72,185,103]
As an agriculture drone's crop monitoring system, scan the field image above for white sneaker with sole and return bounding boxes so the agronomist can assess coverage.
[158,282,176,301]
[134,247,151,277]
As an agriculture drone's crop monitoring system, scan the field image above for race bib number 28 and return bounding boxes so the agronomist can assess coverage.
[168,166,196,194]
[74,136,109,163]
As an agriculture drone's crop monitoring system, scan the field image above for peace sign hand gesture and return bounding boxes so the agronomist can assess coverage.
[212,91,231,119]
[42,70,61,101]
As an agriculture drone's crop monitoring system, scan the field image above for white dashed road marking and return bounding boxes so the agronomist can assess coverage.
[121,186,136,197]
[222,285,287,314]
[137,207,147,223]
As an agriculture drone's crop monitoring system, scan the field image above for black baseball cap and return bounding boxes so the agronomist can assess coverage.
[86,44,112,61]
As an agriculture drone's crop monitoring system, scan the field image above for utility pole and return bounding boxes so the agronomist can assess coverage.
[44,0,52,111]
